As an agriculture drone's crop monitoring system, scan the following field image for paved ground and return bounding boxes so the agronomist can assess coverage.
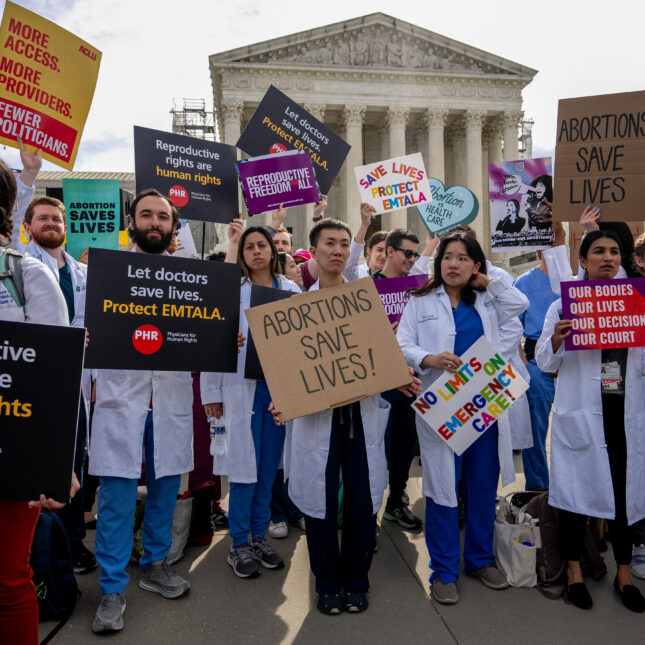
[40,461,645,645]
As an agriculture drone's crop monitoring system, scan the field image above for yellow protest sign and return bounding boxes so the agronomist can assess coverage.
[0,1,101,169]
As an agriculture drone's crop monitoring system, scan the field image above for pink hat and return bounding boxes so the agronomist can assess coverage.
[292,249,311,262]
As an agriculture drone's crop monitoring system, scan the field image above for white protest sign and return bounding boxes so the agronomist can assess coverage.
[413,337,529,455]
[354,152,431,215]
[173,220,198,258]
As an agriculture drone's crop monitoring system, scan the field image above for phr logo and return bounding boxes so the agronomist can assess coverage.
[132,325,163,354]
[168,185,189,207]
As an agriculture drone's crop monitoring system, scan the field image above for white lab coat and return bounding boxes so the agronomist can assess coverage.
[536,299,645,524]
[200,275,301,483]
[397,279,529,506]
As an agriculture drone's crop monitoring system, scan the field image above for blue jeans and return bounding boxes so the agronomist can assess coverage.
[95,414,181,593]
[228,381,286,546]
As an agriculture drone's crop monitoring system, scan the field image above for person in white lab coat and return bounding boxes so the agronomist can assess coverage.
[397,230,528,605]
[202,223,300,578]
[536,229,645,613]
[270,218,421,616]
[90,189,192,634]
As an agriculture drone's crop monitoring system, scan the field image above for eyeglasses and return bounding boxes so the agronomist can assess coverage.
[394,247,420,261]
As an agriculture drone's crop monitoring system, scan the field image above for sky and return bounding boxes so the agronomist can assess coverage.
[0,0,643,172]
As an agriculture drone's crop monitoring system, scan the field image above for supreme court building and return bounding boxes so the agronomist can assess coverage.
[210,12,537,257]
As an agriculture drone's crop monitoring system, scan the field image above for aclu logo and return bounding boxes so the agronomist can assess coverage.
[132,325,163,354]
[168,185,189,208]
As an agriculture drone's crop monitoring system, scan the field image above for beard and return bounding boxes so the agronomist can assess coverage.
[31,229,66,249]
[131,226,173,254]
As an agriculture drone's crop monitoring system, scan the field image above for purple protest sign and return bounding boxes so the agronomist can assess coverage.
[374,274,429,324]
[560,278,645,350]
[236,150,320,215]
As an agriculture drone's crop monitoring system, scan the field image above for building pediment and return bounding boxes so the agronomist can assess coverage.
[210,13,536,79]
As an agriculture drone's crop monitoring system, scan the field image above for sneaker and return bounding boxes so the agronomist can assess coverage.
[383,505,422,530]
[92,593,126,633]
[344,590,369,613]
[317,593,342,615]
[211,507,229,529]
[72,542,97,574]
[431,579,458,605]
[631,545,645,579]
[294,517,306,531]
[401,490,410,506]
[268,520,289,539]
[251,537,285,569]
[227,543,261,578]
[467,564,509,590]
[138,561,190,598]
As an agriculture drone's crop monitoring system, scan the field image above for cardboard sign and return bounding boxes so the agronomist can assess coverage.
[354,153,431,216]
[245,277,412,421]
[561,278,645,350]
[413,337,529,455]
[0,1,101,169]
[489,158,553,253]
[417,178,479,237]
[63,178,120,259]
[244,285,295,380]
[134,126,238,223]
[0,320,85,501]
[374,274,428,324]
[237,150,320,215]
[236,85,350,194]
[554,90,645,222]
[84,249,241,371]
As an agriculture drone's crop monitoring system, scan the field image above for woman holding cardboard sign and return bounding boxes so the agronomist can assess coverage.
[397,230,528,605]
[536,230,645,612]
[201,223,300,580]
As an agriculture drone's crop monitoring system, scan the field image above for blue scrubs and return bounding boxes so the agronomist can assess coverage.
[425,301,500,583]
[514,267,558,490]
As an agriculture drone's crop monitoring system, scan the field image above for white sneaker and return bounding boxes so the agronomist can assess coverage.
[267,521,288,539]
[295,518,306,531]
[631,544,645,579]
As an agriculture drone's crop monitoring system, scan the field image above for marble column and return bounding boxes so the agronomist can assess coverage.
[342,104,366,236]
[465,110,486,248]
[452,118,467,187]
[503,111,523,161]
[302,103,327,250]
[425,108,448,183]
[385,107,409,230]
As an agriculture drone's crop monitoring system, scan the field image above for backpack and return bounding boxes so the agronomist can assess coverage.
[525,492,607,589]
[30,510,80,623]
[0,247,26,308]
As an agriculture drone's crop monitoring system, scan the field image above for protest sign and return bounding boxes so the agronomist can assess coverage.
[237,150,320,215]
[0,1,101,169]
[374,274,428,324]
[489,157,553,253]
[560,278,645,350]
[354,153,431,216]
[172,220,198,259]
[554,90,645,222]
[63,178,120,259]
[236,85,350,194]
[245,277,412,421]
[416,178,478,237]
[413,337,529,455]
[0,320,85,501]
[134,126,238,223]
[84,249,241,371]
[244,285,295,380]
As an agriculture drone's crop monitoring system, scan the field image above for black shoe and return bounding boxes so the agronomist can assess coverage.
[383,505,422,530]
[344,590,369,613]
[565,582,593,609]
[85,518,97,530]
[614,577,645,613]
[317,593,343,615]
[73,542,97,574]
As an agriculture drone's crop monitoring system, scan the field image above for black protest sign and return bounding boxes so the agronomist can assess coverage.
[554,90,645,222]
[134,126,238,223]
[0,321,85,502]
[244,285,295,380]
[236,85,350,194]
[84,249,241,371]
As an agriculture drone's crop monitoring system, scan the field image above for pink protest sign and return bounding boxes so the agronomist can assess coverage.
[373,274,428,324]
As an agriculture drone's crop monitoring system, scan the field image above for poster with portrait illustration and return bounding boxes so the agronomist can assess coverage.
[489,157,553,253]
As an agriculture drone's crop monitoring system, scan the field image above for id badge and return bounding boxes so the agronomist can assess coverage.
[601,360,621,392]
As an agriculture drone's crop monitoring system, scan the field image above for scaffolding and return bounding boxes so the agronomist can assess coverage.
[170,98,217,141]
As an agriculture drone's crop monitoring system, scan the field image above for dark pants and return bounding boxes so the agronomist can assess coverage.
[559,394,632,565]
[304,403,376,594]
[385,399,417,507]
[270,469,303,524]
